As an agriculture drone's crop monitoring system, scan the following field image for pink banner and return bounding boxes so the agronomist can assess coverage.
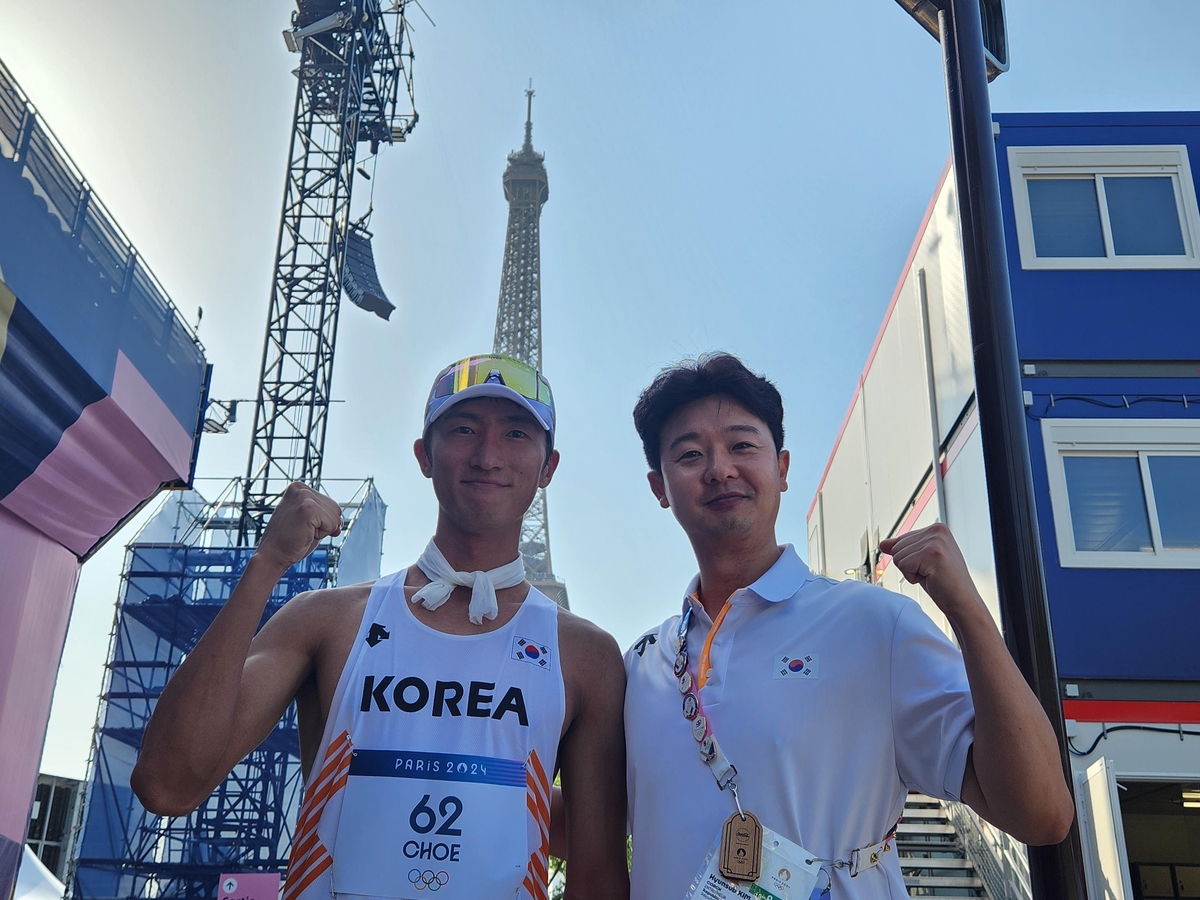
[218,873,281,900]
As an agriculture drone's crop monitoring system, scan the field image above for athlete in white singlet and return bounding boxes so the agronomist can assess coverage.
[132,355,629,900]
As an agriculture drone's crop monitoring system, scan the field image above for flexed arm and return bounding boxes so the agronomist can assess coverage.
[880,523,1074,846]
[131,483,342,815]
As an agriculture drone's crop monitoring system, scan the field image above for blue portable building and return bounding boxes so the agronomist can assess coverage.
[809,111,1200,900]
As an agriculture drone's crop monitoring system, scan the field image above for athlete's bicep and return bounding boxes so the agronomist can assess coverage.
[558,627,629,899]
[210,595,320,780]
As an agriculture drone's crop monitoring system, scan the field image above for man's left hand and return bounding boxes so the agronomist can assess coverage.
[879,523,981,620]
[883,524,1075,845]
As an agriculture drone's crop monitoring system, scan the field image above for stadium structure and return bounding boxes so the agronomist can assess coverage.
[0,54,208,900]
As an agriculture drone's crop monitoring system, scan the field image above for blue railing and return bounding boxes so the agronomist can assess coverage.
[0,56,202,353]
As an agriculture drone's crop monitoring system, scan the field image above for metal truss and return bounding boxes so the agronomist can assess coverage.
[240,0,416,543]
[73,481,380,900]
[492,89,567,607]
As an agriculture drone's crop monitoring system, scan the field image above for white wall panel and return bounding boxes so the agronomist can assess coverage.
[918,179,976,440]
[1069,723,1200,781]
[806,494,826,578]
[808,169,988,597]
[861,269,937,542]
[816,393,871,580]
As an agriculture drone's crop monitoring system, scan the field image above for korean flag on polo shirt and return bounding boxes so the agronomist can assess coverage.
[512,636,551,669]
[774,652,819,679]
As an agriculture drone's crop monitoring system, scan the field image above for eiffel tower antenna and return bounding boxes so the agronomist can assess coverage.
[524,79,534,150]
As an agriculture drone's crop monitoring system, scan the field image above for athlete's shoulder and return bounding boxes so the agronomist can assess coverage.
[288,579,374,612]
[264,579,374,644]
[555,605,623,666]
[554,607,625,725]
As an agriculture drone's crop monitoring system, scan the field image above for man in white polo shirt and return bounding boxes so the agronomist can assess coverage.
[622,353,1073,899]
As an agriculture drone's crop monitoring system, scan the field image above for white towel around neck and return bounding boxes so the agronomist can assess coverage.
[411,539,527,625]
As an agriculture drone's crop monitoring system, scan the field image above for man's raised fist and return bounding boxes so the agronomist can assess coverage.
[879,522,980,618]
[254,482,343,571]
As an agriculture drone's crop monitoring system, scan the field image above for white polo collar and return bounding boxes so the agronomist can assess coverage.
[682,544,812,617]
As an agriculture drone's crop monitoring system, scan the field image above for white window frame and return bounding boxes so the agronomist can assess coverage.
[1008,144,1200,270]
[1042,418,1200,569]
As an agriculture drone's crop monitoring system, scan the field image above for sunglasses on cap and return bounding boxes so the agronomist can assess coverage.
[424,355,556,438]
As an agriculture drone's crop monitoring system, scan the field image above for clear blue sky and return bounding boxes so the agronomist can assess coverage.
[3,0,1198,779]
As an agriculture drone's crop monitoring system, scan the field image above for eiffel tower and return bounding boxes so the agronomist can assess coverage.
[493,85,568,608]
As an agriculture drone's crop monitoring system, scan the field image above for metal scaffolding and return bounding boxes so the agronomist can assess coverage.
[492,87,568,608]
[72,480,385,900]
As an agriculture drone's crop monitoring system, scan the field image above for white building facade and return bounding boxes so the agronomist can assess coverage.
[808,113,1200,900]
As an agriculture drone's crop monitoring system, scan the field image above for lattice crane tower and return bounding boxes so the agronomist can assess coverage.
[239,0,416,544]
[494,87,568,607]
[72,5,414,898]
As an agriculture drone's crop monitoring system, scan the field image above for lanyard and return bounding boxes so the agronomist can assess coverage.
[676,605,899,885]
[676,606,744,810]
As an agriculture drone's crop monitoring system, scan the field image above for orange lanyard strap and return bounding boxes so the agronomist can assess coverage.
[695,598,732,690]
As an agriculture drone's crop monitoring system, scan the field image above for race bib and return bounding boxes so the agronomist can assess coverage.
[332,749,528,900]
[686,825,821,900]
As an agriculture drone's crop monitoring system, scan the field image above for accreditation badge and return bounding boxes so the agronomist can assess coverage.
[331,749,528,899]
[686,824,821,900]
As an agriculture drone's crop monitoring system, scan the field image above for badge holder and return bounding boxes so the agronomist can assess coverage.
[687,824,821,900]
[718,787,762,882]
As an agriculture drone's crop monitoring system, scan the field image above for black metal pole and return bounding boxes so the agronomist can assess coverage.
[938,2,1088,898]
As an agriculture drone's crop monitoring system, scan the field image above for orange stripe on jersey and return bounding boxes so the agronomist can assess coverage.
[527,784,549,823]
[291,769,346,860]
[524,749,551,900]
[286,826,330,888]
[300,751,352,820]
[527,749,549,790]
[282,852,331,900]
[522,875,545,900]
[530,853,548,883]
[523,873,548,900]
[288,831,324,873]
[307,732,351,789]
[294,732,351,831]
[284,731,352,900]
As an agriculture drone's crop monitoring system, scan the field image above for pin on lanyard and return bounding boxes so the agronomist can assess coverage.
[675,607,740,804]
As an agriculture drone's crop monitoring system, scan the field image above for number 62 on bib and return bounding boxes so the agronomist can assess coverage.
[332,749,529,900]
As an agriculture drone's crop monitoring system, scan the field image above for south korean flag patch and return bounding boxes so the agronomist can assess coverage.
[512,636,551,669]
[774,652,819,679]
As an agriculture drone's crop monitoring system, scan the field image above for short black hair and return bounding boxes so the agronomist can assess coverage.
[633,352,784,472]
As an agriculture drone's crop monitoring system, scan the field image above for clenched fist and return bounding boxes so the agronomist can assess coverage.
[879,523,982,620]
[254,482,343,572]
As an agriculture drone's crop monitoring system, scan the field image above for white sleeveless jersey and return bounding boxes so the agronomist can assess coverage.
[282,570,565,900]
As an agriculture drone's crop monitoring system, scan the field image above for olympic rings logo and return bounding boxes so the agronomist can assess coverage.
[407,869,449,892]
